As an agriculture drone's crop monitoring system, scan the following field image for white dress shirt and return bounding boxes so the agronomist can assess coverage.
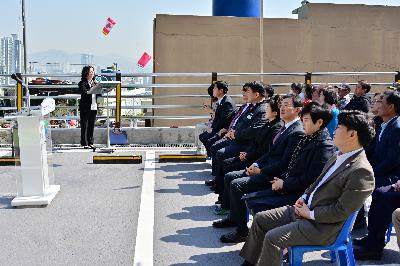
[302,148,364,220]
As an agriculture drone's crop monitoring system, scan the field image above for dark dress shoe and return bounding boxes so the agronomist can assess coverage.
[354,247,383,260]
[353,236,368,247]
[240,260,254,266]
[220,230,248,243]
[205,179,216,186]
[212,218,235,228]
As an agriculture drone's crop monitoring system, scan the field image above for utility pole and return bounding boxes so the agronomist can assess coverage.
[21,0,28,83]
[259,0,264,82]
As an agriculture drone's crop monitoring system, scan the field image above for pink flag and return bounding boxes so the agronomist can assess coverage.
[137,52,152,68]
[102,17,116,36]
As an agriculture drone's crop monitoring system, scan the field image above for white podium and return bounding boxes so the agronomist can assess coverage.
[11,99,60,207]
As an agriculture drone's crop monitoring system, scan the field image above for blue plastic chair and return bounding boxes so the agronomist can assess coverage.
[288,211,358,266]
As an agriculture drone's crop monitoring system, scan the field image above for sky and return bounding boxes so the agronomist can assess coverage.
[1,0,400,65]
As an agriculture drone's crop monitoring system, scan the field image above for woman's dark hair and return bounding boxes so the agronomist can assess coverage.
[291,83,302,95]
[215,81,228,93]
[249,81,266,97]
[81,65,95,81]
[264,84,274,98]
[384,90,400,115]
[321,87,338,105]
[358,80,371,93]
[300,102,333,128]
[283,94,304,108]
[267,95,283,119]
[337,110,375,147]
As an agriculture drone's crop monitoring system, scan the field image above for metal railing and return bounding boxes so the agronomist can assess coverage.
[0,71,399,127]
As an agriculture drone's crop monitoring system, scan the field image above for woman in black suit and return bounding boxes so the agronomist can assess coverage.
[78,65,97,148]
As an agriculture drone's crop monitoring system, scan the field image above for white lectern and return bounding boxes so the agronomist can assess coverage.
[11,98,59,207]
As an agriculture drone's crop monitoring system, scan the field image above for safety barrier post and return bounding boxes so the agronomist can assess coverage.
[15,73,23,112]
[305,72,312,85]
[395,71,400,84]
[115,72,122,128]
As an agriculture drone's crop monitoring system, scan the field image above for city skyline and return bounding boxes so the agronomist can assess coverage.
[1,0,399,72]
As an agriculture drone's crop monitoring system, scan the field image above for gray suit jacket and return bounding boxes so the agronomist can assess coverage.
[297,150,374,245]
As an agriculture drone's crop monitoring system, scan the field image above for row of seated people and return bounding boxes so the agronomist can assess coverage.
[198,80,400,265]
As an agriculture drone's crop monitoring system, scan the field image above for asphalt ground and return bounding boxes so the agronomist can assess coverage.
[0,148,399,265]
[0,149,144,266]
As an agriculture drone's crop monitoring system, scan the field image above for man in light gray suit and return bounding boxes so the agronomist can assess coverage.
[239,110,375,266]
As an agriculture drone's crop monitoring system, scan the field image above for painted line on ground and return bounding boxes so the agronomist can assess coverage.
[133,150,156,266]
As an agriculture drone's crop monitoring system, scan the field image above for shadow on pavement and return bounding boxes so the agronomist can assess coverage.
[156,183,211,197]
[160,226,238,249]
[157,163,210,173]
[170,250,241,266]
[0,195,13,209]
[167,206,220,222]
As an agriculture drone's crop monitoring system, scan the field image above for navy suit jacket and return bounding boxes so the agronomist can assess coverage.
[234,101,267,144]
[369,116,400,186]
[245,118,284,164]
[211,95,236,133]
[255,119,305,177]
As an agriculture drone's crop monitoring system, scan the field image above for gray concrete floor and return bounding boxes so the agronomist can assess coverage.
[0,150,144,266]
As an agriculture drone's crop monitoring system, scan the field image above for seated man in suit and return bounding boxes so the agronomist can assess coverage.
[205,84,251,181]
[344,80,371,113]
[353,90,400,260]
[213,95,284,207]
[210,81,268,194]
[239,110,375,266]
[244,102,336,216]
[199,80,236,157]
[212,94,305,243]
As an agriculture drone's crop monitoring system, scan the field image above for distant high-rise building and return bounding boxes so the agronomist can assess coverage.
[0,34,23,85]
[80,54,94,66]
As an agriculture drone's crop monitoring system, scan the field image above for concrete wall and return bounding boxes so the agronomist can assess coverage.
[0,128,196,145]
[153,3,400,126]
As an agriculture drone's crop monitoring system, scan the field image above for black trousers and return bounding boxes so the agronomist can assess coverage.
[216,157,247,196]
[229,173,273,232]
[80,110,97,146]
[364,185,400,251]
[244,188,300,215]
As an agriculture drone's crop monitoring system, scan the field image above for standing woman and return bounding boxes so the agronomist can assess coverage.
[78,65,98,148]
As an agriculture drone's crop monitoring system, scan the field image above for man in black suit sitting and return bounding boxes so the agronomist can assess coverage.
[199,81,236,156]
[212,94,305,243]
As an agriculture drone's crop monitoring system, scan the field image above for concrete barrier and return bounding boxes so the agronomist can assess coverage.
[0,127,197,145]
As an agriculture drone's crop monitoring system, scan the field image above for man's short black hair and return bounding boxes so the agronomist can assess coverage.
[215,81,228,93]
[249,81,266,97]
[358,80,371,94]
[384,90,400,115]
[264,84,274,98]
[337,110,375,147]
[283,94,304,108]
[321,87,338,105]
[301,102,333,129]
[207,84,214,97]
